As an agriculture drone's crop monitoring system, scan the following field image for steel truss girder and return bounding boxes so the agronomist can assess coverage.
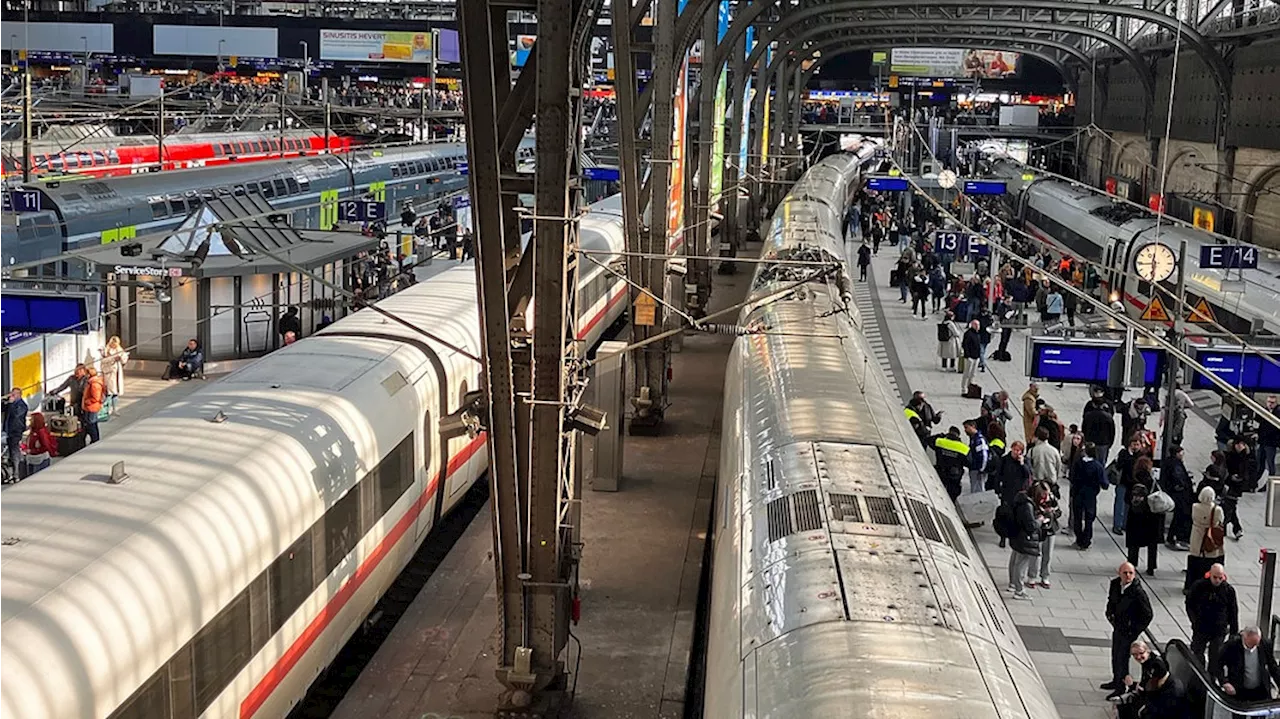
[458,0,599,708]
[710,0,1231,108]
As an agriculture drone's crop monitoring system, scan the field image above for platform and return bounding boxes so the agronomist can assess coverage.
[330,257,751,719]
[859,246,1277,719]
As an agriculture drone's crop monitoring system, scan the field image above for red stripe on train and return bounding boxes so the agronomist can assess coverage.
[240,432,488,719]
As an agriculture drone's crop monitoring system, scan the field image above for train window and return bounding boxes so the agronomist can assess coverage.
[109,150,120,164]
[233,185,247,196]
[232,142,245,155]
[285,178,300,195]
[391,165,401,178]
[150,200,169,220]
[259,181,275,198]
[220,143,232,156]
[267,531,313,634]
[250,141,262,154]
[191,591,252,713]
[48,155,63,170]
[213,144,223,157]
[379,435,416,516]
[269,139,281,152]
[93,151,106,165]
[107,667,170,719]
[273,179,288,196]
[64,154,79,169]
[323,488,361,575]
[171,198,188,216]
[298,177,309,191]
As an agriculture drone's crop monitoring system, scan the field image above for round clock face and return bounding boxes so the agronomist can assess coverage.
[938,169,957,189]
[1135,243,1177,282]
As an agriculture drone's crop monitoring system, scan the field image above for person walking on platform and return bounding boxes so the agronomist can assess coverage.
[1126,457,1163,576]
[964,420,990,495]
[1214,627,1280,703]
[81,367,105,446]
[1102,562,1154,700]
[1025,480,1062,589]
[1186,486,1227,593]
[857,241,872,281]
[1070,442,1108,550]
[904,391,943,446]
[931,426,969,501]
[1028,427,1062,487]
[1082,393,1117,466]
[1163,445,1195,550]
[1162,384,1194,449]
[1006,482,1046,600]
[928,265,947,313]
[1186,563,1238,670]
[1257,395,1280,479]
[960,320,982,395]
[1113,435,1145,535]
[1021,383,1040,444]
[910,269,930,319]
[937,311,961,372]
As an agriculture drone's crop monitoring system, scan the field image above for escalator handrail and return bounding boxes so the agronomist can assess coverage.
[1157,636,1280,717]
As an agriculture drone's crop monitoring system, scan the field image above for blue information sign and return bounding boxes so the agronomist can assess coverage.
[0,293,91,335]
[457,161,469,176]
[963,180,1007,196]
[932,230,990,258]
[1030,340,1163,386]
[1198,245,1258,270]
[583,166,621,182]
[3,189,41,213]
[1191,348,1280,393]
[866,176,910,191]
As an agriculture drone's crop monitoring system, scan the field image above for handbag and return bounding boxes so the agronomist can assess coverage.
[1105,461,1121,488]
[1146,490,1175,514]
[1202,513,1226,554]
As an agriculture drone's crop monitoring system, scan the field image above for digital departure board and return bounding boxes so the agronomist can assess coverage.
[1029,340,1163,387]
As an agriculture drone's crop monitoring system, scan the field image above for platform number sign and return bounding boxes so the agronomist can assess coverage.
[934,230,963,253]
[3,190,41,213]
[1199,245,1258,270]
[338,199,386,222]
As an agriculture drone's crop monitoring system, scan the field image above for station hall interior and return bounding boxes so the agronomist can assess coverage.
[3,1,1280,719]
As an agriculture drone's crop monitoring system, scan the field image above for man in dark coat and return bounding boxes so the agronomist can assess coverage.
[1006,484,1043,600]
[1070,442,1108,550]
[1185,563,1239,669]
[960,320,983,394]
[1214,627,1280,702]
[1082,396,1117,465]
[4,387,28,476]
[1163,445,1195,549]
[930,426,969,501]
[1102,562,1154,699]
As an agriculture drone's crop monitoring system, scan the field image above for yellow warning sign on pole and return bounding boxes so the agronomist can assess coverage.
[1140,296,1171,322]
[1187,297,1217,324]
[634,291,657,327]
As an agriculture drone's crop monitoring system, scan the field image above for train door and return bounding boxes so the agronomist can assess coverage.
[1103,236,1127,303]
[416,403,438,543]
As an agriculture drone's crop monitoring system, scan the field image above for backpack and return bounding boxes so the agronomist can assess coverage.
[994,504,1017,539]
[937,323,952,343]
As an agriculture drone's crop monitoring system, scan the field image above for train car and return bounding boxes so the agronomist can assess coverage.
[703,145,1060,718]
[0,130,355,179]
[990,161,1280,337]
[0,195,628,719]
[4,139,537,266]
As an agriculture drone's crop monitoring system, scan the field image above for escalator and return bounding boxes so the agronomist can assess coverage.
[1156,619,1280,718]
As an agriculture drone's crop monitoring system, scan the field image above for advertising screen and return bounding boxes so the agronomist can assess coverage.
[320,30,433,63]
[889,47,1019,78]
[512,35,536,67]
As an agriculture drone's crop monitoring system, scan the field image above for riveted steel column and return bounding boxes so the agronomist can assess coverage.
[457,0,525,692]
[746,53,768,233]
[688,2,720,314]
[720,29,747,267]
[768,56,789,209]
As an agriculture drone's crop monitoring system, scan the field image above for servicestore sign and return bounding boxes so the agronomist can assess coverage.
[319,30,433,63]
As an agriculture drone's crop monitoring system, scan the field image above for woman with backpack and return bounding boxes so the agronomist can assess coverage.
[1186,486,1227,593]
[1125,457,1164,576]
[936,311,961,372]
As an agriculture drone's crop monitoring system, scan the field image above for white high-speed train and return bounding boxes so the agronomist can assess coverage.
[704,144,1061,717]
[991,161,1280,337]
[0,196,628,719]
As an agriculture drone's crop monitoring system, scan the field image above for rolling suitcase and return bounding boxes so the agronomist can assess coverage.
[965,383,983,399]
[55,431,87,457]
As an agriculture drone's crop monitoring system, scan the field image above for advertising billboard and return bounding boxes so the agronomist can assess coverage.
[889,48,1019,78]
[155,26,277,58]
[512,35,536,68]
[1,22,113,54]
[320,30,433,63]
[436,29,460,64]
[708,1,730,213]
[738,26,754,180]
[669,59,688,253]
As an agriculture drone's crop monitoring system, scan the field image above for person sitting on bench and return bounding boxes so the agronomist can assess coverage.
[162,339,205,381]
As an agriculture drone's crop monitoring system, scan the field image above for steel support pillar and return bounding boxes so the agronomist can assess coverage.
[458,1,597,713]
[745,55,768,233]
[688,4,720,315]
[611,0,680,434]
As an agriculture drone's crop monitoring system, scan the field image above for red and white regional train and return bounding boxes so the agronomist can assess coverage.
[0,196,629,719]
[1,130,354,179]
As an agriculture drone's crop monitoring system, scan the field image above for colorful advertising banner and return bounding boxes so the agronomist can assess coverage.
[739,26,754,183]
[669,59,688,252]
[708,1,730,213]
[889,47,1019,78]
[760,43,772,165]
[320,30,432,63]
[513,35,536,67]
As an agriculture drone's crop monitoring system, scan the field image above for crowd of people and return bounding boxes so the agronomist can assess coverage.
[866,184,1279,716]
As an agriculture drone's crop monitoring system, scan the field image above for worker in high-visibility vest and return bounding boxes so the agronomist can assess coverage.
[931,426,970,500]
[905,390,943,445]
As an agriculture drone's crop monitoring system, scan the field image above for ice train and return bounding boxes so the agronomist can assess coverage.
[704,141,1061,717]
[0,195,628,719]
